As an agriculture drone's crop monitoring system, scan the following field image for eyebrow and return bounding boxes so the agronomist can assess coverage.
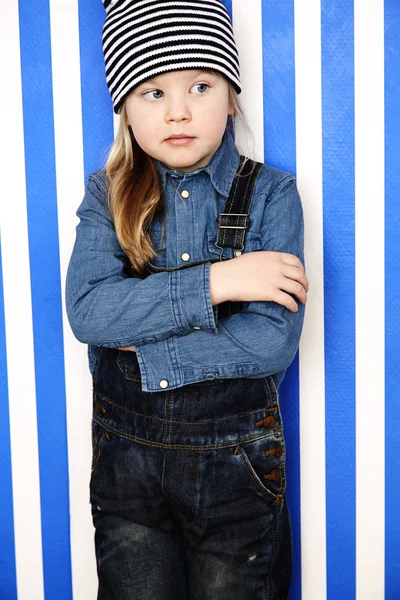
[191,69,217,77]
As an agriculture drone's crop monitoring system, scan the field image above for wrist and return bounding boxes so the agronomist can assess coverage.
[210,260,234,304]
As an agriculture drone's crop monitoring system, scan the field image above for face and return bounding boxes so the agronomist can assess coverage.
[124,69,234,173]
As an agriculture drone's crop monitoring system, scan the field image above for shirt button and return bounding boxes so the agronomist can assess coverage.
[181,252,190,261]
[181,189,190,198]
[193,326,201,330]
[159,379,168,389]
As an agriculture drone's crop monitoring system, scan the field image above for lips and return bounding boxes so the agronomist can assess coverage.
[164,134,196,147]
[165,134,194,140]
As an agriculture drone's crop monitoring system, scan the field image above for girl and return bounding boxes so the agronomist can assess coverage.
[65,1,309,598]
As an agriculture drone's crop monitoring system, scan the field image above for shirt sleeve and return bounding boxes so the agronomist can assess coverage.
[65,172,218,347]
[135,176,306,392]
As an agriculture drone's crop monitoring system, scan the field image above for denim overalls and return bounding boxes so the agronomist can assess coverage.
[89,156,292,599]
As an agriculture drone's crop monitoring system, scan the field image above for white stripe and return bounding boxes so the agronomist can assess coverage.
[294,1,327,598]
[49,1,98,598]
[231,0,264,162]
[0,3,44,599]
[354,1,385,598]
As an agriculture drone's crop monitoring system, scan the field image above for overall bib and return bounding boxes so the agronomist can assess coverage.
[90,156,292,600]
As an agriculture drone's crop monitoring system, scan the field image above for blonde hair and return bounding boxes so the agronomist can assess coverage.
[102,71,254,274]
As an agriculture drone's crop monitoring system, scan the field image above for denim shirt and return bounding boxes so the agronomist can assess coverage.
[65,126,305,393]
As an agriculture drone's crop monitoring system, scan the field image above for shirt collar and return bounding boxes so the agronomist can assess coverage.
[153,125,240,198]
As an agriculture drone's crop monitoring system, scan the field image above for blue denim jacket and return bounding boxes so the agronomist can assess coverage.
[65,126,305,392]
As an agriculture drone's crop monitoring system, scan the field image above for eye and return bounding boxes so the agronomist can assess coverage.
[143,89,164,101]
[142,82,210,101]
[192,83,210,94]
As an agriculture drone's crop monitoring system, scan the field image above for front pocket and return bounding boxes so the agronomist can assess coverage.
[234,432,286,503]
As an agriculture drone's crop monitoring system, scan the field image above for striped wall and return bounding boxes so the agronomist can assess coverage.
[0,1,398,598]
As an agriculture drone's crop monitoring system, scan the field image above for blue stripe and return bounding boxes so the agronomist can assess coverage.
[261,4,301,599]
[18,2,72,597]
[78,0,114,180]
[385,2,400,595]
[321,2,356,597]
[0,239,17,599]
[262,1,297,174]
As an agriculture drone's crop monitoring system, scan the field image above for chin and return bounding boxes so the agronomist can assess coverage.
[171,151,207,164]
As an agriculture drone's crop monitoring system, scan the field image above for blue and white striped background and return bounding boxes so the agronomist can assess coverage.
[0,1,398,598]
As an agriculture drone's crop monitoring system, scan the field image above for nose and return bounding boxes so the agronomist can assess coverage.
[165,94,191,123]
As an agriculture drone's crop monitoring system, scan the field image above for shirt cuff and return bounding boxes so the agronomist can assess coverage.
[136,334,261,393]
[136,337,182,392]
[169,261,218,335]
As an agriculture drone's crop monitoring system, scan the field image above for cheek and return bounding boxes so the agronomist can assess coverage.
[197,98,229,121]
[130,116,156,147]
[198,104,230,134]
[126,101,154,131]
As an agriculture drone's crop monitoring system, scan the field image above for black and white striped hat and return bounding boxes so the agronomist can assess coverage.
[101,0,241,114]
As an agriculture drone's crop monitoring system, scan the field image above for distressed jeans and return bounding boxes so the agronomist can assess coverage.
[90,347,292,599]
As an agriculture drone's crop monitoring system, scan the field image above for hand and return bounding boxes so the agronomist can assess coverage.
[117,346,137,352]
[212,251,309,313]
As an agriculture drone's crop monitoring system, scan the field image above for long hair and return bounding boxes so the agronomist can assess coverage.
[103,70,254,275]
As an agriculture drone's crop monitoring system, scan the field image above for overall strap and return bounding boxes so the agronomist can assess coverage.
[215,155,264,258]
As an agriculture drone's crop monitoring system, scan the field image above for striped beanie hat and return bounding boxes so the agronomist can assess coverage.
[101,0,241,114]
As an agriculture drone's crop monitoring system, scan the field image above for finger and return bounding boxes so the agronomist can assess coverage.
[280,253,304,270]
[281,278,307,304]
[282,265,309,292]
[272,290,299,312]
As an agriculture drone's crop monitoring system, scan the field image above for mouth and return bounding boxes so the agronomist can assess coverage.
[164,135,196,146]
[165,134,195,141]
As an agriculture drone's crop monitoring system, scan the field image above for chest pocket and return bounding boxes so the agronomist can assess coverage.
[207,231,262,259]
